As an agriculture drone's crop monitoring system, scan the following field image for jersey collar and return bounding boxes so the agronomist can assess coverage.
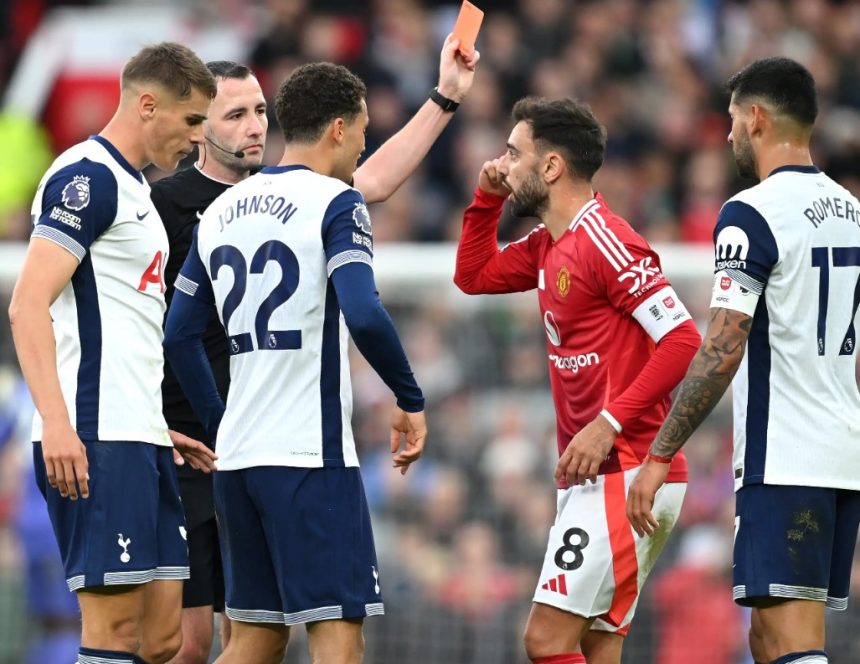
[260,165,313,175]
[768,164,821,177]
[89,135,143,183]
[568,196,601,229]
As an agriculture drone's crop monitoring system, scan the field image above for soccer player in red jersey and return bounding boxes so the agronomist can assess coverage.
[454,97,701,664]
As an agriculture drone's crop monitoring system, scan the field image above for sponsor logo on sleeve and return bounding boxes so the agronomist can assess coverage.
[618,256,662,295]
[61,175,91,211]
[720,275,732,290]
[649,304,664,321]
[715,226,749,270]
[662,295,676,308]
[353,202,372,234]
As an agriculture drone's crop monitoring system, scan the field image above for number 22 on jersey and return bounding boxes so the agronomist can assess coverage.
[211,240,301,355]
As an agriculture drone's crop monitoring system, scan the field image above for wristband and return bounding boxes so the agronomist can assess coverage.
[647,452,673,464]
[429,87,459,112]
[600,408,622,433]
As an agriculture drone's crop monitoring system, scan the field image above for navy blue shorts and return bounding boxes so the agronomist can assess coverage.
[733,483,860,609]
[214,466,384,625]
[33,440,189,591]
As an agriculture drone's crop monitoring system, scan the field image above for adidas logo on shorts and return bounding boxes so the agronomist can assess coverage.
[540,573,568,595]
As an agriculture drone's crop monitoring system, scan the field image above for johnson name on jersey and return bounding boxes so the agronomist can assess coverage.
[175,165,375,470]
[709,166,860,490]
[30,136,171,446]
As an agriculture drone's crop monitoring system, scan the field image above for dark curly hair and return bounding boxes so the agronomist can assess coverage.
[511,96,607,181]
[275,62,367,144]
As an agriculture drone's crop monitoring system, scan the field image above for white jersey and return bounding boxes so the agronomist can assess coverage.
[176,165,375,470]
[709,165,860,490]
[29,136,171,446]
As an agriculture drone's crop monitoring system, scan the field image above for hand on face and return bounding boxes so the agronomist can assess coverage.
[478,158,511,197]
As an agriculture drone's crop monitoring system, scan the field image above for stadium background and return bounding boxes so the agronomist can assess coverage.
[1,0,860,662]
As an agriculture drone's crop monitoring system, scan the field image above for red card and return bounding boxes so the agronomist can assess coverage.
[452,0,484,55]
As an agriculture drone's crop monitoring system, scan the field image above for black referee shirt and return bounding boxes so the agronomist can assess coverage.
[151,165,232,527]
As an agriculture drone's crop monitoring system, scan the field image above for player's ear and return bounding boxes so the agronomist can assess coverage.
[543,151,564,184]
[330,117,346,146]
[748,103,768,138]
[137,90,158,121]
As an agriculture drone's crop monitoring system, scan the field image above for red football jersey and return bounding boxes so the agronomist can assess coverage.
[456,189,692,485]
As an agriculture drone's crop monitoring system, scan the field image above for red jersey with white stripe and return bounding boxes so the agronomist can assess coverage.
[455,189,696,486]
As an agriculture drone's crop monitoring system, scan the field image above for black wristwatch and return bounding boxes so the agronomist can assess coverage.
[429,87,460,112]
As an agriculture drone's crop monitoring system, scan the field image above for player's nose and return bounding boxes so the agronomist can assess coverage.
[190,124,205,145]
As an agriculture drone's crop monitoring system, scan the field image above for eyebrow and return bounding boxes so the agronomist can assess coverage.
[187,113,208,123]
[223,103,267,116]
[506,142,519,152]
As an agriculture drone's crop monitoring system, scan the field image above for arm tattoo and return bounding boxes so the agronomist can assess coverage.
[650,308,752,458]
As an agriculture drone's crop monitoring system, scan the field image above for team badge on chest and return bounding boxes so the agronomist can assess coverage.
[556,266,571,297]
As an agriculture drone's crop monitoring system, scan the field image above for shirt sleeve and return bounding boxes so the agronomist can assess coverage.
[173,226,215,305]
[330,261,424,412]
[709,200,778,317]
[581,215,693,341]
[454,188,541,294]
[31,159,118,261]
[163,227,223,438]
[321,188,374,276]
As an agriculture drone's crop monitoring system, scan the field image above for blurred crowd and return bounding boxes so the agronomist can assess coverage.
[3,0,860,662]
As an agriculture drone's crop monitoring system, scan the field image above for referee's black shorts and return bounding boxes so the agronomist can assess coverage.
[178,470,225,611]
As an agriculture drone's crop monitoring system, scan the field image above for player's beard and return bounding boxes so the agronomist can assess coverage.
[509,168,549,218]
[732,125,757,180]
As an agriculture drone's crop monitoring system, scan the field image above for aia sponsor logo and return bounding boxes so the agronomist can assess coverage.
[556,266,571,297]
[138,250,166,293]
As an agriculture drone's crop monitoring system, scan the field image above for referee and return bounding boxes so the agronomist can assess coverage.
[155,39,478,664]
[151,60,264,664]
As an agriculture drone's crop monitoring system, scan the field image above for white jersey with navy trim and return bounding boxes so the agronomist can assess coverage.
[176,165,374,470]
[709,165,860,490]
[29,136,171,446]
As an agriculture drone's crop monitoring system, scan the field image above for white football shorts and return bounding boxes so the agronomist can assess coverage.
[533,466,686,635]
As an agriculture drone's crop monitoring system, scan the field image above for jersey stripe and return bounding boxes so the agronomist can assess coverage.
[583,210,634,267]
[575,217,622,271]
[320,282,344,465]
[592,210,634,262]
[32,224,86,261]
[567,199,600,230]
[603,472,639,626]
[743,294,771,485]
[326,250,372,276]
[71,254,101,437]
[174,274,199,297]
